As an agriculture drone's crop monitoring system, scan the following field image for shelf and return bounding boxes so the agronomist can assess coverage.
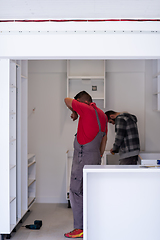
[28,197,36,208]
[92,97,105,100]
[21,75,27,79]
[10,164,16,170]
[28,178,36,187]
[28,160,36,167]
[10,196,16,203]
[28,153,36,211]
[10,84,16,88]
[28,154,36,165]
[10,111,16,115]
[68,76,104,79]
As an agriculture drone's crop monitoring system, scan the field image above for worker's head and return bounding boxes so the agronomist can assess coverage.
[74,91,92,104]
[105,110,118,125]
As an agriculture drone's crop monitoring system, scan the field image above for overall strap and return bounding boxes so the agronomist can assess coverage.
[94,108,101,132]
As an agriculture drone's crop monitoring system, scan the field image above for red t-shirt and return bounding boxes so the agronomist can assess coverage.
[72,99,108,145]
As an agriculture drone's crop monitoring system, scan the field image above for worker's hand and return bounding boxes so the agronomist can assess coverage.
[71,111,78,121]
[110,149,115,155]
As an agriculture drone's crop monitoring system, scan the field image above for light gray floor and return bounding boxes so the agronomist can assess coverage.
[7,203,76,240]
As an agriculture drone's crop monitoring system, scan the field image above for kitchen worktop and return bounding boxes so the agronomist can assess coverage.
[84,164,160,171]
[83,164,160,240]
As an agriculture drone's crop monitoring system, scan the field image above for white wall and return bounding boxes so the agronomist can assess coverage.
[105,60,145,150]
[145,60,160,151]
[28,59,160,203]
[28,60,78,203]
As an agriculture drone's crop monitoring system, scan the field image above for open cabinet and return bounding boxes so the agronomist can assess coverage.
[0,59,36,239]
[67,60,106,108]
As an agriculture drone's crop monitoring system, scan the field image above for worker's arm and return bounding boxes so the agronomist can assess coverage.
[64,98,78,121]
[100,134,107,156]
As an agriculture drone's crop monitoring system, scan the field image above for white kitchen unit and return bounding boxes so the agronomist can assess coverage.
[83,165,160,240]
[66,150,107,207]
[139,152,160,165]
[0,59,36,239]
[152,59,160,111]
[67,60,106,108]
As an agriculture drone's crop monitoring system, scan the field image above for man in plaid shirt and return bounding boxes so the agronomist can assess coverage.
[105,110,140,165]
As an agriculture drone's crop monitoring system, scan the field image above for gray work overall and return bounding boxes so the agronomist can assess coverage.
[69,107,106,230]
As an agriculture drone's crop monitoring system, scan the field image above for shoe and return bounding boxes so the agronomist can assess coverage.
[64,229,83,238]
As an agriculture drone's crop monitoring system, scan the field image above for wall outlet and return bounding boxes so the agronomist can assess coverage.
[92,86,97,91]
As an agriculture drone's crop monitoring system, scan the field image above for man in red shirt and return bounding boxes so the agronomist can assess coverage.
[64,91,108,238]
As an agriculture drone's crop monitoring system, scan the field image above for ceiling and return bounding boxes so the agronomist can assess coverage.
[0,0,160,20]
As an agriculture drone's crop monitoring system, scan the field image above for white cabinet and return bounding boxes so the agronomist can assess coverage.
[28,154,36,208]
[0,59,17,235]
[0,59,35,239]
[67,60,106,108]
[83,165,160,240]
[152,59,160,111]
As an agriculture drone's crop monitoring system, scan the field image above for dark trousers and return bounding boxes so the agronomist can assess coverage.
[119,155,138,165]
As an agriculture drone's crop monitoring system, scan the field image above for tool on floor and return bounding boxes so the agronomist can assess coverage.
[24,220,42,230]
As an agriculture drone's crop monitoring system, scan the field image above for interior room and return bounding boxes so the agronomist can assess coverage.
[27,58,159,203]
[0,1,160,240]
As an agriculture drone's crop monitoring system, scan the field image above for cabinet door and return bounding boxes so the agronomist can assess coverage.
[0,59,29,235]
[0,59,17,233]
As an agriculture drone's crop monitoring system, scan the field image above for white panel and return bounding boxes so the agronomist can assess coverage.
[21,61,28,213]
[84,166,160,240]
[16,61,22,219]
[1,22,160,32]
[0,0,160,19]
[0,32,160,59]
[28,69,69,203]
[0,59,10,233]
